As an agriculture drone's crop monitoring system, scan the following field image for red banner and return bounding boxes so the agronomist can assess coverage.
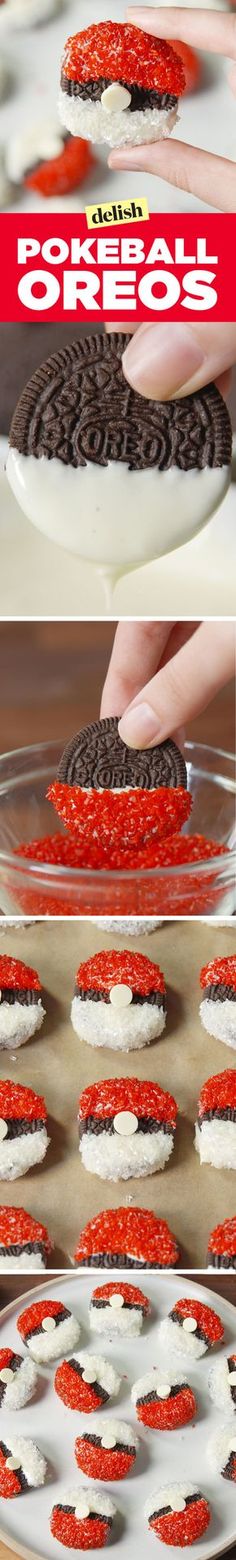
[0,212,235,322]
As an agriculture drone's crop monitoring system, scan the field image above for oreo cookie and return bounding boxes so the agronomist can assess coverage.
[57,717,187,792]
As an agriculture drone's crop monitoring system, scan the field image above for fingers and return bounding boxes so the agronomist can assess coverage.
[108,139,236,212]
[121,322,236,399]
[101,621,174,717]
[118,622,235,748]
[127,7,236,59]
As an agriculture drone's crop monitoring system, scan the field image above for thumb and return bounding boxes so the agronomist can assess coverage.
[121,322,236,400]
[118,622,235,749]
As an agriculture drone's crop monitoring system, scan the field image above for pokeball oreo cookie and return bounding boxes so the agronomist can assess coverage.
[50,1488,116,1549]
[0,1080,49,1180]
[195,1069,236,1169]
[145,1485,211,1547]
[72,949,167,1051]
[48,715,191,872]
[6,123,94,199]
[7,336,232,573]
[200,956,236,1049]
[0,1348,37,1410]
[75,1418,139,1481]
[209,1353,236,1418]
[0,1207,52,1270]
[55,1352,121,1413]
[17,1299,80,1362]
[59,21,185,148]
[74,1206,180,1269]
[0,1436,47,1497]
[208,1216,236,1270]
[89,1281,150,1338]
[208,1426,236,1482]
[0,955,45,1049]
[160,1297,224,1359]
[131,1367,196,1429]
[78,1077,177,1180]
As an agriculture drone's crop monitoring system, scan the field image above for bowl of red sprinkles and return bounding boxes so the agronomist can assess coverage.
[0,737,234,917]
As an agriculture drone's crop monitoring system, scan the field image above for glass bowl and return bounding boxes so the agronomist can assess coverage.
[0,738,235,918]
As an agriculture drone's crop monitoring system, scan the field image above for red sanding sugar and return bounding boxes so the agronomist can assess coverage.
[74,1206,180,1268]
[198,1069,236,1119]
[172,1298,224,1345]
[47,781,192,848]
[0,1206,52,1253]
[77,949,165,995]
[79,1077,177,1127]
[150,1497,210,1547]
[18,1299,66,1339]
[51,1508,110,1549]
[62,22,185,95]
[208,1217,236,1258]
[200,955,236,991]
[25,136,94,197]
[0,1080,47,1122]
[0,955,41,990]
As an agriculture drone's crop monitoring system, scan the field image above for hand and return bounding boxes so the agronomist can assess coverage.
[101,621,235,747]
[113,320,236,400]
[108,7,236,210]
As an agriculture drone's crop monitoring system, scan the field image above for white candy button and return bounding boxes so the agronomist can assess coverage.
[183,1316,197,1333]
[109,1294,124,1310]
[75,1498,90,1521]
[101,1433,116,1450]
[82,1368,96,1385]
[110,984,133,1009]
[0,1367,14,1384]
[42,1316,56,1332]
[0,1119,8,1140]
[114,1110,138,1136]
[101,83,131,113]
[160,1383,171,1399]
[173,1497,186,1513]
[6,1457,21,1471]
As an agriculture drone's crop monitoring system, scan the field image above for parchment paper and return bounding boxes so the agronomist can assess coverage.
[0,917,235,1271]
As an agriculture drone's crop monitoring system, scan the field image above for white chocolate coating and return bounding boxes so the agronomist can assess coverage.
[90,1298,144,1339]
[195,1118,236,1170]
[60,1488,116,1520]
[209,1357,236,1419]
[24,1312,80,1363]
[208,1425,236,1477]
[160,1315,207,1359]
[6,450,230,570]
[58,91,178,148]
[145,1484,198,1521]
[67,1350,121,1401]
[72,994,166,1051]
[6,122,66,184]
[1,1434,46,1488]
[0,1355,37,1409]
[0,997,45,1049]
[200,996,236,1049]
[80,1122,174,1180]
[0,1123,49,1180]
[0,1248,47,1272]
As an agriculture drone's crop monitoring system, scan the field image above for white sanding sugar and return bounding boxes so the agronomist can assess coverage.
[200,997,236,1049]
[71,995,166,1051]
[0,1125,49,1180]
[0,998,45,1049]
[58,91,178,148]
[80,1125,173,1180]
[25,1312,80,1363]
[195,1118,236,1170]
[159,1315,207,1360]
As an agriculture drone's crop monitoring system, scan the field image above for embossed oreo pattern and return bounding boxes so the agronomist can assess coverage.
[58,717,187,791]
[60,72,177,111]
[9,335,232,472]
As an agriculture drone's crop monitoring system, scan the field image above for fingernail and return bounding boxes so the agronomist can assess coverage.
[122,323,205,399]
[118,702,160,747]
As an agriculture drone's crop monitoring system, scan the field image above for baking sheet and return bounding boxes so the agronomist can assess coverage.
[0,917,235,1270]
[0,1272,235,1560]
[1,0,236,216]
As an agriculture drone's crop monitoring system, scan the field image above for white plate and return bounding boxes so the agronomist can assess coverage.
[0,1271,235,1560]
[0,0,236,215]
